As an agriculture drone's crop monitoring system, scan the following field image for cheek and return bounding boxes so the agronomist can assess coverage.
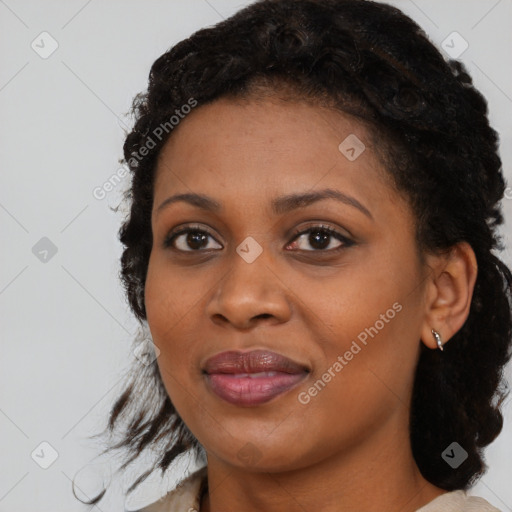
[144,260,196,383]
[286,256,404,344]
[290,256,419,394]
[144,267,198,414]
[145,255,202,333]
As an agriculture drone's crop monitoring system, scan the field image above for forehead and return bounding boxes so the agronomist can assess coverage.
[153,96,408,222]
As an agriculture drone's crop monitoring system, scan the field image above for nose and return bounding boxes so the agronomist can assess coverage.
[205,249,292,330]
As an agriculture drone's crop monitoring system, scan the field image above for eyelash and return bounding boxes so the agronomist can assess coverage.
[289,225,354,252]
[163,224,354,253]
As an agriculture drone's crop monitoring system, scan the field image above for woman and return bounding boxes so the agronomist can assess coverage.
[75,0,512,510]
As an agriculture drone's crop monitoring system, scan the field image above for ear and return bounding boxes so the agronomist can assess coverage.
[420,241,478,350]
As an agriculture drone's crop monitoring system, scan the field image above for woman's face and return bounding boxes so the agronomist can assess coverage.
[145,95,432,471]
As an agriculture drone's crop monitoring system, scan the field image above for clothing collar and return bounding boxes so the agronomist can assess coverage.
[130,466,501,512]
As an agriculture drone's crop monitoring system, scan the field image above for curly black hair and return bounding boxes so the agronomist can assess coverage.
[74,0,512,505]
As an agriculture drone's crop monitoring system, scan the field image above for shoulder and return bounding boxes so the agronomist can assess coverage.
[416,489,502,512]
[126,466,207,512]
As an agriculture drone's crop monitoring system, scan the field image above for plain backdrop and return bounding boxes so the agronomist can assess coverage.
[1,1,511,511]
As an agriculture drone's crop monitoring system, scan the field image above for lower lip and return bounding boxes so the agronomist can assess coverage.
[205,371,308,406]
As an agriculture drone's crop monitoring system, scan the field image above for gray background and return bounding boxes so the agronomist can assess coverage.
[1,0,511,511]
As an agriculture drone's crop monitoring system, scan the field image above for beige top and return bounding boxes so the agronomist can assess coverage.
[130,466,502,512]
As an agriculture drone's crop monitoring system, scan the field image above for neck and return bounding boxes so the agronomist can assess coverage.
[200,413,446,512]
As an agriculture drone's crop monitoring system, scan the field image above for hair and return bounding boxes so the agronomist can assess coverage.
[75,0,512,505]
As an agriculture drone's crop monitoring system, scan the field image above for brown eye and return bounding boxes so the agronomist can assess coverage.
[287,225,354,252]
[164,228,222,252]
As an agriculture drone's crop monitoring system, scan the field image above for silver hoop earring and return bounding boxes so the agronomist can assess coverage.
[431,329,443,351]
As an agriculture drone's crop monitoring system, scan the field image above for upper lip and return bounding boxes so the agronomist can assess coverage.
[203,349,310,375]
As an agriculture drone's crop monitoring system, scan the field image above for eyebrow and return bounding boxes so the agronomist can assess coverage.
[155,188,373,220]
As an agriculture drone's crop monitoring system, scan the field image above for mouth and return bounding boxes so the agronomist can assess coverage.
[202,349,310,407]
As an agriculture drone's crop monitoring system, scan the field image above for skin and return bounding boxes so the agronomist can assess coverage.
[144,94,478,512]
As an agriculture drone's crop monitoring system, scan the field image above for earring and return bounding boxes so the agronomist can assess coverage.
[431,329,444,351]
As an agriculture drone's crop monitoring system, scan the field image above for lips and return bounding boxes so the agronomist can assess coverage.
[203,349,309,375]
[203,349,309,406]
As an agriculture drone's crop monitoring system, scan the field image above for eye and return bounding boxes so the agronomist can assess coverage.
[163,223,354,253]
[286,225,354,252]
[163,226,222,252]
